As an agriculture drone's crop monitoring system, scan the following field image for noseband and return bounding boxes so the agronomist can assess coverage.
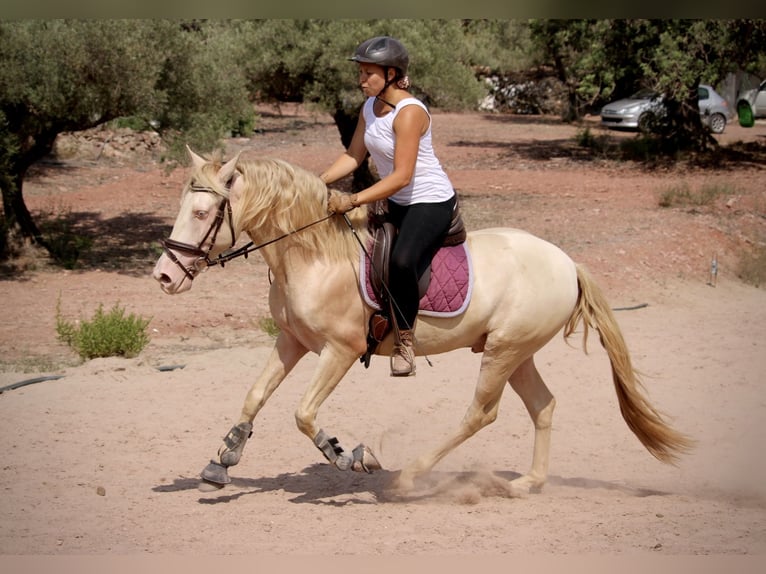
[160,183,235,282]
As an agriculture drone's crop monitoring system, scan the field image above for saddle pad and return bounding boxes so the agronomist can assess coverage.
[359,242,473,318]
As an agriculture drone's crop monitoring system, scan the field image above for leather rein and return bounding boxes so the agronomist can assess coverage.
[160,182,332,281]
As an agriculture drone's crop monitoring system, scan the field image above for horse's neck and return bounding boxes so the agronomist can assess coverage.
[243,230,314,280]
[245,229,358,296]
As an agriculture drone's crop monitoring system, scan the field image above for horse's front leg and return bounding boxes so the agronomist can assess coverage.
[295,345,382,474]
[200,332,307,488]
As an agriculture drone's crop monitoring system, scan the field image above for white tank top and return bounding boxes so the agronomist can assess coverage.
[362,97,454,205]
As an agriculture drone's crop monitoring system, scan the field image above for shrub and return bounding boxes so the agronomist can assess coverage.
[37,206,93,269]
[574,127,613,156]
[258,316,280,338]
[56,298,151,360]
[738,245,766,288]
[657,182,736,208]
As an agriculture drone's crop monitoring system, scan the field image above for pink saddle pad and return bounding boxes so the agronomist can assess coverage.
[360,242,473,318]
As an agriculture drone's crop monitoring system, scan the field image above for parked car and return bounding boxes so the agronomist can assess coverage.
[600,84,729,134]
[736,79,766,127]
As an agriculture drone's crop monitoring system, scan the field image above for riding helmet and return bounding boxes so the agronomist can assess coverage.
[349,36,409,74]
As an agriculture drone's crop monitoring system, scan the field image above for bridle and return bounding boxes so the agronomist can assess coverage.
[160,182,235,282]
[160,179,334,282]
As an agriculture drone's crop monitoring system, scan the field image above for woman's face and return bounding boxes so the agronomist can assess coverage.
[357,63,390,96]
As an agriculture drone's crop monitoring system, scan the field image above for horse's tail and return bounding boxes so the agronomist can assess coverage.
[564,264,694,464]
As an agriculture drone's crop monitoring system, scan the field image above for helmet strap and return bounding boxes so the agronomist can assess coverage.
[376,66,397,109]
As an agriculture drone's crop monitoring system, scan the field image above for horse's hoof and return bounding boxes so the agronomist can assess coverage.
[351,444,382,473]
[198,479,225,492]
[200,460,231,485]
[510,474,544,495]
[393,470,416,492]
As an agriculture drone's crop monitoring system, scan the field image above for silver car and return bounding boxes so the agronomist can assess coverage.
[601,84,730,134]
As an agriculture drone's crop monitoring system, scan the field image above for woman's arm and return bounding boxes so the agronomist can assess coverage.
[320,114,369,184]
[352,104,429,205]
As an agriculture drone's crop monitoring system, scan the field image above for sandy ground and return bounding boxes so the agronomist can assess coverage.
[1,106,765,560]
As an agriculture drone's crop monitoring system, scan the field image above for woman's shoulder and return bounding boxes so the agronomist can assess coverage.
[395,98,430,121]
[397,97,427,111]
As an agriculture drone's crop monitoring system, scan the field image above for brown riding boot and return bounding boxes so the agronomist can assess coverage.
[390,329,416,377]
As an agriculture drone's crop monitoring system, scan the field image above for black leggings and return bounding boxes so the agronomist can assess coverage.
[386,195,456,330]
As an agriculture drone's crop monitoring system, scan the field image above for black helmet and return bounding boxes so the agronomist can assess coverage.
[349,36,409,74]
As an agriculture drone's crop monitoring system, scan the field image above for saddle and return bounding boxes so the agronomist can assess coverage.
[360,196,469,367]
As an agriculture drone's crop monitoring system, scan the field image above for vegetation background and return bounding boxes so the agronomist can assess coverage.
[2,19,765,263]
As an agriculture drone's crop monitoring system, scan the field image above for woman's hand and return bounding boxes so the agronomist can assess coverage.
[327,190,358,214]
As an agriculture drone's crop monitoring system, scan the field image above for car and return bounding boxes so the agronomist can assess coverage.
[736,79,766,127]
[600,84,730,134]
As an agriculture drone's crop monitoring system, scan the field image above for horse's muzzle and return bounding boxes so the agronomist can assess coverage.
[152,254,198,294]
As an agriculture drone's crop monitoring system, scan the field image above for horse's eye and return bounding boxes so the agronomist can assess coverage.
[194,210,207,220]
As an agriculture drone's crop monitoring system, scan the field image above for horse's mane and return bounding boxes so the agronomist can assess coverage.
[187,154,369,263]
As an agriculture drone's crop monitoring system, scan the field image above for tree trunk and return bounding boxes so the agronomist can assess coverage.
[662,87,717,153]
[332,106,377,191]
[1,131,56,259]
[1,169,48,260]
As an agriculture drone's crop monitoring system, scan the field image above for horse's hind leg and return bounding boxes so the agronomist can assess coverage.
[507,356,555,493]
[395,349,517,490]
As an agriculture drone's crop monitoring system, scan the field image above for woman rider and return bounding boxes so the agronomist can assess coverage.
[321,36,457,377]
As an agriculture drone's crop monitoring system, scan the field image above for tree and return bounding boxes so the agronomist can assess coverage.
[528,20,614,122]
[459,19,536,74]
[0,20,253,259]
[529,19,766,151]
[238,20,488,190]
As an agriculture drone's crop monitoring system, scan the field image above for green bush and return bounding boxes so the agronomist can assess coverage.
[657,182,736,208]
[738,245,766,288]
[56,298,151,360]
[574,127,614,157]
[37,207,93,269]
[258,316,281,338]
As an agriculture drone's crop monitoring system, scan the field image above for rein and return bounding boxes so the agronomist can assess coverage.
[208,214,333,268]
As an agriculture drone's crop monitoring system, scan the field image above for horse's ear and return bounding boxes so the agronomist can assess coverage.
[217,151,242,185]
[186,145,207,169]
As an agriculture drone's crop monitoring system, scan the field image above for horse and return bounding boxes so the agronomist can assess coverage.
[152,147,693,493]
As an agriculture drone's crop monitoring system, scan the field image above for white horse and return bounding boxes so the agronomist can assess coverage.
[152,148,692,493]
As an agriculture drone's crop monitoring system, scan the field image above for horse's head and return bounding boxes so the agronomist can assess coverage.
[153,147,242,294]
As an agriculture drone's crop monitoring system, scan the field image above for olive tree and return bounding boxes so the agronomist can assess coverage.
[0,20,253,259]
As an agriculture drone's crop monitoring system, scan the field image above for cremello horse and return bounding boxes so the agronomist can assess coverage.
[152,148,692,493]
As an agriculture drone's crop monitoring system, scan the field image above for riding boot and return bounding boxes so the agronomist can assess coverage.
[390,329,416,377]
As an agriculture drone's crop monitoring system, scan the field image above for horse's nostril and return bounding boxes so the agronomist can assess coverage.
[153,271,171,285]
